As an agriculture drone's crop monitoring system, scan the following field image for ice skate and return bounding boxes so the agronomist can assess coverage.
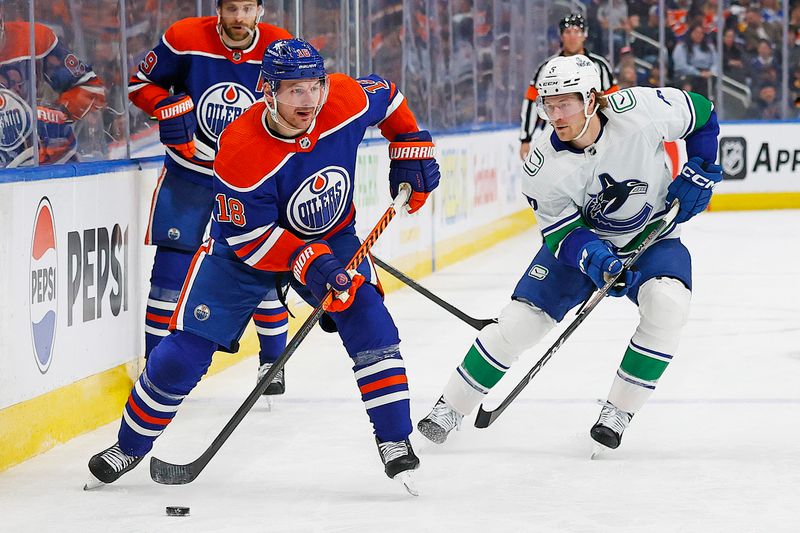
[376,438,420,496]
[590,401,633,459]
[258,363,285,410]
[84,443,143,489]
[417,396,463,444]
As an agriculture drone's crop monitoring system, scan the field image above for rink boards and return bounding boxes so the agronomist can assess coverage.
[0,121,798,472]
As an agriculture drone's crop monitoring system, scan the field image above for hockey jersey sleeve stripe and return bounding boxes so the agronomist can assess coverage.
[679,90,697,139]
[381,90,404,122]
[685,91,713,132]
[224,223,275,247]
[377,97,420,141]
[244,227,305,271]
[541,213,589,256]
[232,227,274,259]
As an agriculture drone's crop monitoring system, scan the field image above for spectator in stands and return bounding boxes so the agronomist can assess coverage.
[628,13,658,65]
[721,28,747,82]
[748,84,781,120]
[672,23,718,97]
[597,0,629,55]
[739,6,780,54]
[749,39,780,88]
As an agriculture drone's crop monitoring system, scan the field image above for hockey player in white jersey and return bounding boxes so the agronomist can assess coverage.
[418,54,722,455]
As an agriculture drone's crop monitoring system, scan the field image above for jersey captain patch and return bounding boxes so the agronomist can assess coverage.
[287,166,351,235]
[197,82,257,141]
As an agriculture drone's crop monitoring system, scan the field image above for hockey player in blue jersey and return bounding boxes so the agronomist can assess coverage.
[129,0,293,395]
[418,54,722,457]
[88,39,440,493]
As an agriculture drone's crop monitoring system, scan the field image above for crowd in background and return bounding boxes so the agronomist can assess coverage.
[0,0,797,168]
[580,0,800,120]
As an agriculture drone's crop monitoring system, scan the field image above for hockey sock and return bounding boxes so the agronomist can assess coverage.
[608,277,691,413]
[253,299,289,365]
[444,300,555,415]
[145,285,181,358]
[118,332,217,456]
[352,346,411,442]
[145,248,194,358]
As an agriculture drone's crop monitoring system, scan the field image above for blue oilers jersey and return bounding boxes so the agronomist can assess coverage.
[128,17,291,184]
[211,73,421,271]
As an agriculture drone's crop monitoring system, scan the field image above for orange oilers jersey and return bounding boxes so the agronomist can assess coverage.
[128,17,291,181]
[210,73,420,271]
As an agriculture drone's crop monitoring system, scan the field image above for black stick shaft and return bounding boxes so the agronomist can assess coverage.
[371,256,496,331]
[150,191,410,485]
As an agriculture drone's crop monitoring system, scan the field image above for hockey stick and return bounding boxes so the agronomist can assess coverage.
[371,256,496,330]
[150,187,411,485]
[474,199,680,429]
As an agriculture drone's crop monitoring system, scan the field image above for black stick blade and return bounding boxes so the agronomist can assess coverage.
[150,456,199,485]
[473,404,498,429]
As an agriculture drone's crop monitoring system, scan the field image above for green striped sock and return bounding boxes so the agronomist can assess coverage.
[620,345,670,383]
[460,343,507,390]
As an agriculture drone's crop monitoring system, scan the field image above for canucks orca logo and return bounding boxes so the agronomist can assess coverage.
[584,173,652,233]
[30,197,58,373]
[288,166,351,235]
[0,88,33,152]
[197,82,256,141]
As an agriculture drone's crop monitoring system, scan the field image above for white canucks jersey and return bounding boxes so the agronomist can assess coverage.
[522,86,709,256]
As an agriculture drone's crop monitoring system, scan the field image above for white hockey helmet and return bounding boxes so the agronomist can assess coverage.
[536,54,600,102]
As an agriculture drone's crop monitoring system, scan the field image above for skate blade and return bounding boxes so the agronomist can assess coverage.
[264,396,275,412]
[83,474,105,490]
[394,471,419,497]
[590,442,611,460]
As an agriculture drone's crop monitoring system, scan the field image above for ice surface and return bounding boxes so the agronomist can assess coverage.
[2,210,799,532]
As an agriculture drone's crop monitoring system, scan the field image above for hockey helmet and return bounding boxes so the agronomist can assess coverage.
[559,13,587,35]
[260,39,328,128]
[535,55,601,126]
[261,39,326,91]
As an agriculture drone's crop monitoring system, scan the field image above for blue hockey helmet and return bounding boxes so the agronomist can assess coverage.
[261,39,326,92]
[260,39,328,131]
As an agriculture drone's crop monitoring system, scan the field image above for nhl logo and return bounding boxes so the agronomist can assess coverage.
[168,227,181,240]
[194,304,211,321]
[299,136,311,149]
[719,136,747,180]
[232,51,242,61]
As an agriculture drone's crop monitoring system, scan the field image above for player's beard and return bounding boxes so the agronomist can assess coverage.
[218,18,257,49]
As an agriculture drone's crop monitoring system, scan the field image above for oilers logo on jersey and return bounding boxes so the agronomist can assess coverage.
[583,173,652,234]
[0,89,33,152]
[197,82,257,141]
[288,166,350,235]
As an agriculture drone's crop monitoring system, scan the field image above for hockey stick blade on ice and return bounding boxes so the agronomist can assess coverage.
[371,256,496,330]
[150,187,412,485]
[474,199,680,429]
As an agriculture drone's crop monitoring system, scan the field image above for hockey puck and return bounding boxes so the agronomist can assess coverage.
[165,506,190,517]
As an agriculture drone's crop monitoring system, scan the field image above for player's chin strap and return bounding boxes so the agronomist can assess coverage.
[570,95,599,142]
